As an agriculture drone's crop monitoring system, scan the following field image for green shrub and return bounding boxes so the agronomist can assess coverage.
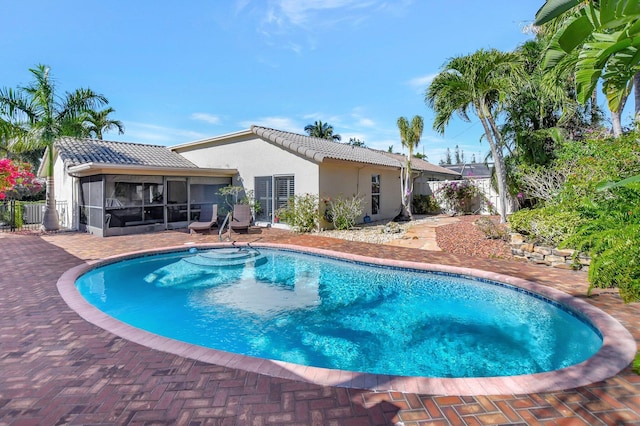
[276,194,320,233]
[585,226,640,303]
[509,133,640,302]
[561,186,640,302]
[412,194,440,214]
[14,202,23,229]
[326,195,364,230]
[507,207,584,246]
[634,352,640,375]
[0,201,23,228]
[552,134,640,208]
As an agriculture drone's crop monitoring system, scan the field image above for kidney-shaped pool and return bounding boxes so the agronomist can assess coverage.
[59,243,636,395]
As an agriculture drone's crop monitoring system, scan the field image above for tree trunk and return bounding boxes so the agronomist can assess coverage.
[42,176,60,231]
[478,110,508,223]
[634,72,640,122]
[42,146,59,231]
[611,91,629,137]
[398,163,413,220]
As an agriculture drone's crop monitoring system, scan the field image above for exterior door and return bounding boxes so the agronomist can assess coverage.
[255,176,273,221]
[254,175,294,222]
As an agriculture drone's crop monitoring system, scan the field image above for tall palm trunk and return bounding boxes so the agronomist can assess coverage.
[634,72,640,122]
[477,104,508,223]
[42,176,59,231]
[42,145,59,231]
[611,91,629,137]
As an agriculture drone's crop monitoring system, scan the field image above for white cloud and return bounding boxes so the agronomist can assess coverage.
[191,113,222,125]
[235,0,250,13]
[273,0,377,26]
[408,73,438,93]
[356,117,375,127]
[253,0,409,53]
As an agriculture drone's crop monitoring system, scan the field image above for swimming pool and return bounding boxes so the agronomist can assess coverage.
[58,243,636,395]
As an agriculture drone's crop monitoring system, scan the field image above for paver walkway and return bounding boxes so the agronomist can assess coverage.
[385,216,460,251]
[1,227,639,425]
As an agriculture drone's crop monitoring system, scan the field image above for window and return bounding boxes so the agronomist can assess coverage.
[255,175,294,222]
[78,175,104,227]
[254,176,273,221]
[371,174,380,215]
[275,175,295,211]
[104,176,166,227]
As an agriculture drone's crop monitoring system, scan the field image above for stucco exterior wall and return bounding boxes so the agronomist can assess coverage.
[319,160,401,222]
[175,135,320,195]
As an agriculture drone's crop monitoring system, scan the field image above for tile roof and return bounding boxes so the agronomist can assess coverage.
[380,151,461,176]
[251,126,400,168]
[55,137,198,169]
[250,126,461,176]
[442,163,493,178]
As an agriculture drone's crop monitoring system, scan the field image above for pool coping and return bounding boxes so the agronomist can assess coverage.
[56,242,637,396]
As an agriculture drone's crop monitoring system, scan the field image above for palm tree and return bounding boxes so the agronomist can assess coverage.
[397,115,423,219]
[426,49,524,223]
[304,120,341,141]
[536,0,640,136]
[0,64,108,230]
[85,107,125,139]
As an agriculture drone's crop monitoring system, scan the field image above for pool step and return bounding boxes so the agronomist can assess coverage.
[184,248,266,267]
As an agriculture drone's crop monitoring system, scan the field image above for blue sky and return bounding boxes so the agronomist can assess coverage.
[1,1,543,164]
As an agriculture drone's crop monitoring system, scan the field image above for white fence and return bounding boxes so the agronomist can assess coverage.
[419,178,517,216]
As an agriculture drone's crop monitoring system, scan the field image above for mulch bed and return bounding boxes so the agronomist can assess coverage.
[435,215,514,259]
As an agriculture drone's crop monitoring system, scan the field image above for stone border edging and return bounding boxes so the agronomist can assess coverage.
[57,242,636,396]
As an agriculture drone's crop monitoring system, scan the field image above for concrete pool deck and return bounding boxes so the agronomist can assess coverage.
[1,227,639,425]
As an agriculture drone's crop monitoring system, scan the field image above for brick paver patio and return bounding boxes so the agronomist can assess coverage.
[1,227,639,425]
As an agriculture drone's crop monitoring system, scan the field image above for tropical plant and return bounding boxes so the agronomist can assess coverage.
[85,107,125,139]
[0,158,41,200]
[276,193,320,233]
[325,194,364,230]
[0,65,109,230]
[561,189,640,303]
[502,39,595,171]
[426,49,524,223]
[535,0,640,136]
[217,185,261,214]
[347,137,365,147]
[412,194,440,214]
[434,180,493,216]
[396,115,424,219]
[508,206,585,245]
[304,120,341,141]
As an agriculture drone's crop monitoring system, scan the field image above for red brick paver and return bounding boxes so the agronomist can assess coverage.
[1,228,639,425]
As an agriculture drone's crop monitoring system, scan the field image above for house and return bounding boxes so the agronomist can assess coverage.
[45,137,236,236]
[171,126,460,224]
[377,151,462,197]
[43,126,461,236]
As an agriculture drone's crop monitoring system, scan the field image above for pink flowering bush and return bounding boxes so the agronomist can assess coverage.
[435,180,496,216]
[436,180,481,215]
[0,159,42,200]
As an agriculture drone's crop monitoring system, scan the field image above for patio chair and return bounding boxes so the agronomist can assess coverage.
[188,204,218,234]
[230,204,252,233]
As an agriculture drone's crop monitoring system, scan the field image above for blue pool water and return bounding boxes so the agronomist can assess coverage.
[76,247,602,378]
